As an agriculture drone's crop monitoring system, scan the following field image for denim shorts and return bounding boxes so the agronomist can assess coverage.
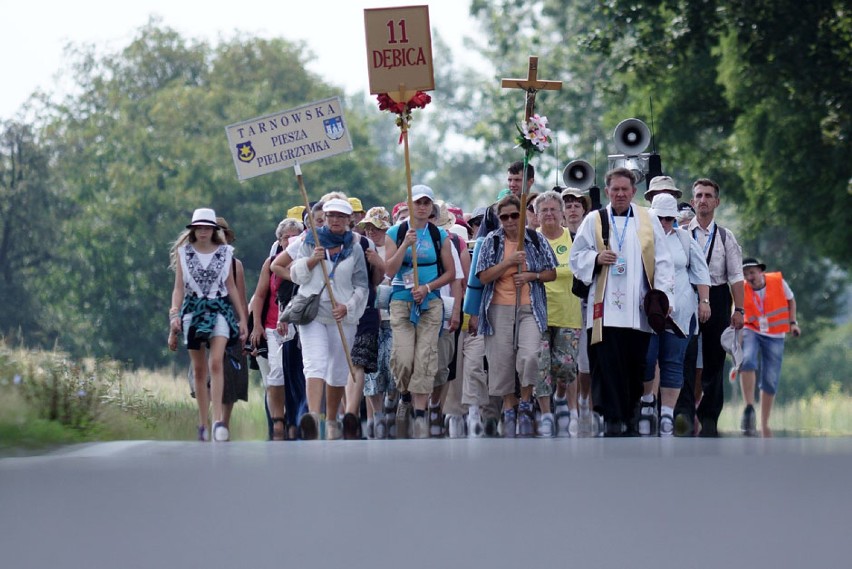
[741,329,785,395]
[645,331,690,389]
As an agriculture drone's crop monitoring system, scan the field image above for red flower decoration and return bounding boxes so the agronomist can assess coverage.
[376,91,432,142]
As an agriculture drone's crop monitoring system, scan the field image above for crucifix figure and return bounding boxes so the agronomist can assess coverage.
[501,55,562,349]
[500,55,562,240]
[501,56,563,122]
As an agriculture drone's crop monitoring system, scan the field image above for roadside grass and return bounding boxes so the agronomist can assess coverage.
[1,342,850,454]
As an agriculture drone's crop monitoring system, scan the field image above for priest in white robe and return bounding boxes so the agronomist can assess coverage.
[569,168,674,435]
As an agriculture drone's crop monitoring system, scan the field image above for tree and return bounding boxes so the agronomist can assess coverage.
[40,19,398,367]
[584,0,852,265]
[0,121,65,344]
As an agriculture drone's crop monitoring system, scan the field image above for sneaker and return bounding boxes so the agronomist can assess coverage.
[674,414,693,437]
[660,414,674,437]
[536,412,555,438]
[467,408,484,438]
[326,418,342,440]
[197,425,209,442]
[554,404,571,438]
[396,400,412,439]
[413,415,430,439]
[384,394,398,439]
[374,414,388,440]
[568,410,579,437]
[591,412,605,437]
[299,412,320,441]
[212,421,230,442]
[741,404,757,437]
[429,406,443,438]
[637,397,658,436]
[518,403,535,438]
[446,415,465,438]
[502,408,517,438]
[484,417,500,438]
[365,418,375,440]
[342,413,360,440]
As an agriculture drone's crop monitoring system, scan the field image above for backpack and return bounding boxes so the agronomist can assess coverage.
[571,209,609,298]
[395,220,446,276]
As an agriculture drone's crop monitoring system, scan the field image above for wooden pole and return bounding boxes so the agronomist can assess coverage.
[294,162,357,378]
[400,83,419,287]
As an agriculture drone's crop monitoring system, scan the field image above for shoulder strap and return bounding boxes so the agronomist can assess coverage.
[524,227,541,248]
[717,224,727,246]
[676,228,691,269]
[395,221,409,248]
[428,223,445,276]
[598,208,610,248]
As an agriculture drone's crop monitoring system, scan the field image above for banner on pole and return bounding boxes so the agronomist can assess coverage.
[225,97,352,181]
[364,5,434,97]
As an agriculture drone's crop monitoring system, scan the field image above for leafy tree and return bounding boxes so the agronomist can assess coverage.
[41,19,397,367]
[584,0,852,265]
[0,121,65,344]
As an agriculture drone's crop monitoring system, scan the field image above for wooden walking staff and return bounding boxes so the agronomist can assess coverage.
[397,82,420,287]
[293,161,357,379]
[501,56,562,348]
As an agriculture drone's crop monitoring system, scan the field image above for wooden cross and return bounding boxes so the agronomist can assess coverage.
[501,56,563,121]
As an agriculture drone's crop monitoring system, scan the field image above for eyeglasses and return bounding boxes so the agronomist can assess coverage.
[499,212,521,222]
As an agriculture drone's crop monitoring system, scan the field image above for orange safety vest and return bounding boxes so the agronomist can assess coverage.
[744,272,790,334]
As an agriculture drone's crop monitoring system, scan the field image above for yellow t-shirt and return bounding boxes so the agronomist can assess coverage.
[541,229,582,328]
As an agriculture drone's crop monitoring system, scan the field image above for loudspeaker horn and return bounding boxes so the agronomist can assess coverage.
[562,160,594,191]
[613,118,651,155]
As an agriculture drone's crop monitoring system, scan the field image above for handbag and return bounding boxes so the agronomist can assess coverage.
[280,291,323,325]
[279,250,344,325]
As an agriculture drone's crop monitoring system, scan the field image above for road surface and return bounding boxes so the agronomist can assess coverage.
[2,437,850,568]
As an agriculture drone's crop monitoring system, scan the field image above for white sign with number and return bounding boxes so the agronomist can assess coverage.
[225,97,352,181]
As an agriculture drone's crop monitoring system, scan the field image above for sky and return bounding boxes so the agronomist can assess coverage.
[0,0,479,118]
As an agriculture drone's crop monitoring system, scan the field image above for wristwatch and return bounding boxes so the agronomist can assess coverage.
[701,299,710,304]
[734,307,745,315]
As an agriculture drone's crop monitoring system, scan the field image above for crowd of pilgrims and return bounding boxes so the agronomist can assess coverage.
[168,162,737,442]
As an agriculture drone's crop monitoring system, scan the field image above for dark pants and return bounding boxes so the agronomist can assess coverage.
[675,284,731,429]
[265,335,308,439]
[589,327,650,429]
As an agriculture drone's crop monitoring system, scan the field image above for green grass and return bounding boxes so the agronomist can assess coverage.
[1,342,851,455]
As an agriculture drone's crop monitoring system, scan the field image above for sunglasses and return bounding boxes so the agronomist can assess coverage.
[499,212,521,222]
[658,216,676,222]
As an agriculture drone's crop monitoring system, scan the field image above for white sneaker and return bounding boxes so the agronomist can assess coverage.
[536,413,555,438]
[212,421,230,442]
[467,408,484,438]
[554,404,571,438]
[374,414,388,440]
[326,418,342,440]
[413,416,430,439]
[446,415,465,438]
[568,410,579,437]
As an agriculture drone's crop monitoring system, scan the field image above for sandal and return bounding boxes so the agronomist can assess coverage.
[271,417,286,441]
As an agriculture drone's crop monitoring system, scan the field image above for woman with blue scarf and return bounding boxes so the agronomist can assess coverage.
[288,198,369,440]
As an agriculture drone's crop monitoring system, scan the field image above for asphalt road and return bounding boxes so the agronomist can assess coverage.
[2,437,850,569]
